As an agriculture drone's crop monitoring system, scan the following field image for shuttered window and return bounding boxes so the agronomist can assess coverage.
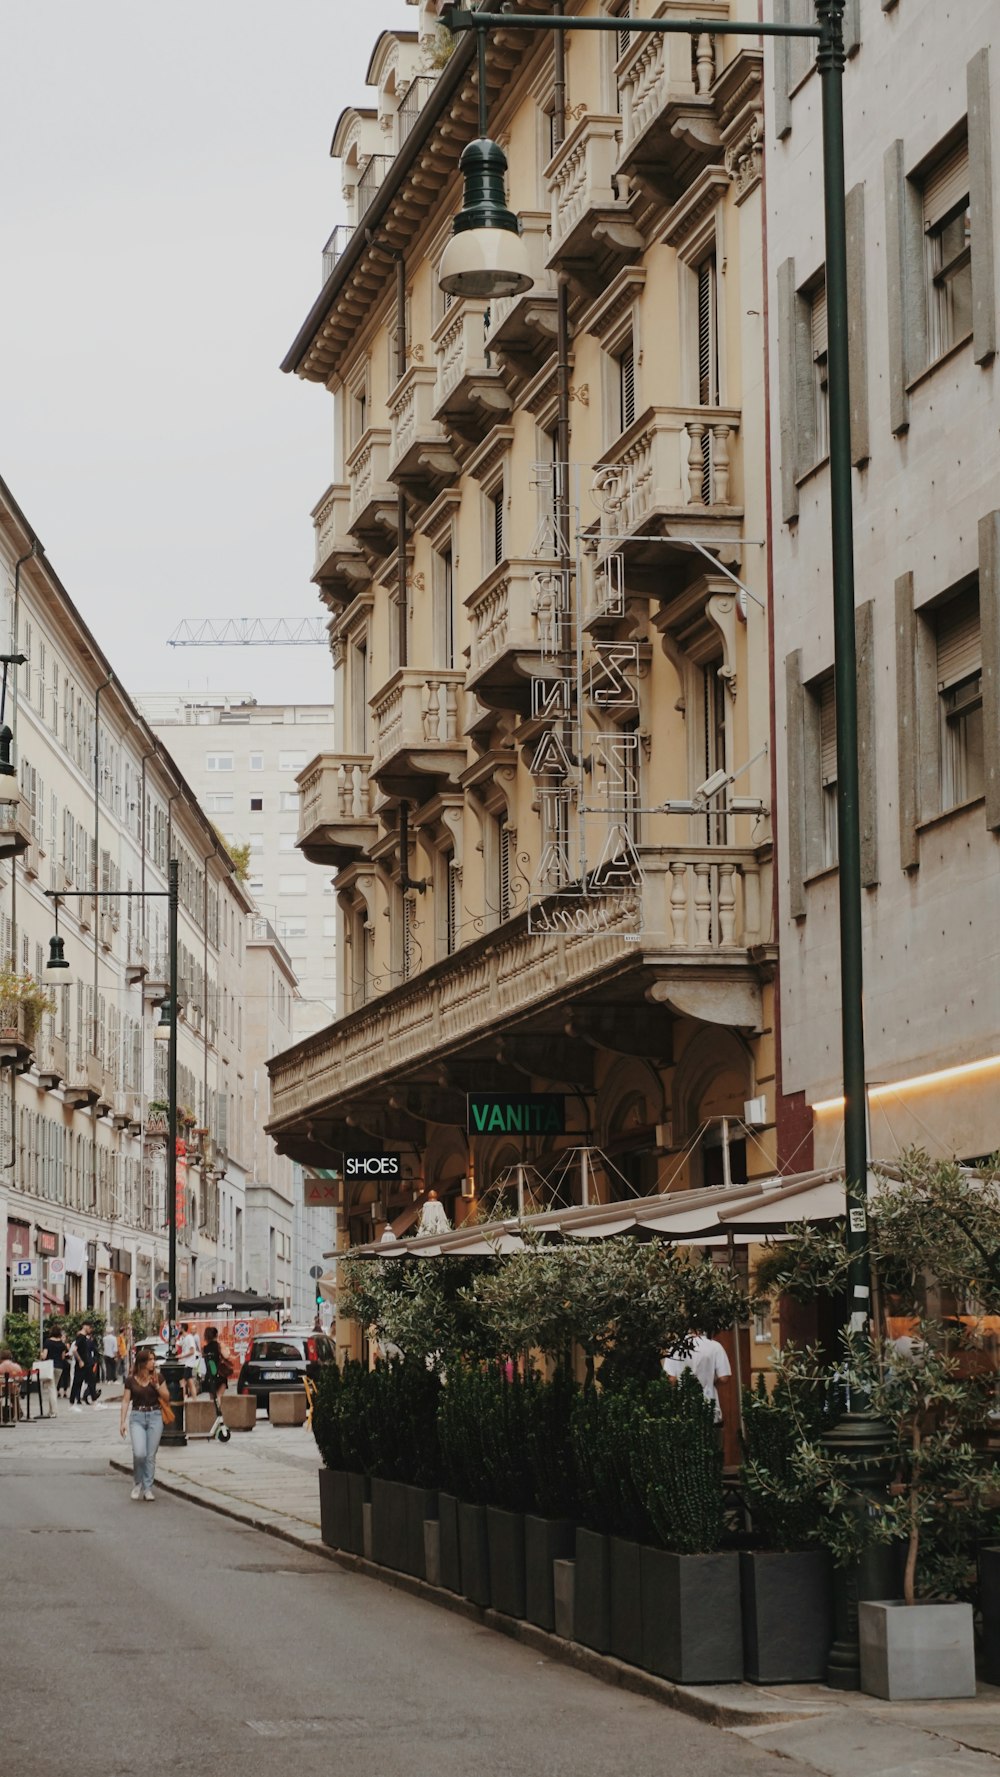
[923,140,970,231]
[819,676,837,786]
[446,858,458,956]
[811,279,830,461]
[402,892,415,981]
[492,491,504,565]
[498,822,516,923]
[618,339,635,434]
[923,139,972,361]
[936,584,981,689]
[697,256,718,406]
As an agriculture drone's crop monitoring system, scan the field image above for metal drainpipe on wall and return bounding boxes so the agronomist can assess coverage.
[92,675,114,1219]
[7,541,44,1175]
[396,248,409,671]
[202,842,215,1240]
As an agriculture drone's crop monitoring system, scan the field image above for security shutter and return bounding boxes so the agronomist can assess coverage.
[819,677,838,786]
[923,140,970,231]
[811,283,828,361]
[936,584,981,688]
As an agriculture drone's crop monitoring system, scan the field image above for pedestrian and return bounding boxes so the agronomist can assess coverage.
[0,1346,25,1422]
[662,1330,732,1430]
[117,1327,128,1380]
[201,1325,233,1419]
[177,1323,199,1398]
[69,1323,100,1410]
[103,1326,119,1384]
[41,1324,68,1416]
[56,1328,72,1399]
[120,1347,170,1501]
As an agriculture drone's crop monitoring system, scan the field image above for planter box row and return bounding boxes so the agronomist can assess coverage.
[318,1470,833,1684]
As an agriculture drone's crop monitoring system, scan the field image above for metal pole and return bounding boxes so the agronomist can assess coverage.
[815,0,869,1319]
[160,855,186,1444]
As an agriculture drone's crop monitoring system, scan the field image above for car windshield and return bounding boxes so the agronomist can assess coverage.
[250,1340,303,1362]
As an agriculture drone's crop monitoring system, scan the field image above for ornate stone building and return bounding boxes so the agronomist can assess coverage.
[269,0,776,1273]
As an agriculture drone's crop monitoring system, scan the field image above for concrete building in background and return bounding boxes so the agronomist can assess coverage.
[141,696,337,1038]
[765,0,1000,1170]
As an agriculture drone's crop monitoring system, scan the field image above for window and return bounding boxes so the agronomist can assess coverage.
[490,491,504,567]
[696,254,718,409]
[402,891,415,982]
[322,915,337,939]
[248,876,264,895]
[350,640,369,753]
[446,860,459,955]
[279,832,298,852]
[616,336,636,435]
[250,795,263,812]
[607,0,633,112]
[205,793,234,814]
[935,584,983,810]
[497,819,516,923]
[436,548,455,670]
[818,675,838,868]
[206,754,233,772]
[922,140,972,363]
[702,661,728,847]
[810,280,829,463]
[278,917,307,941]
[279,751,308,774]
[249,834,264,853]
[278,875,307,896]
[279,791,300,812]
[249,752,264,771]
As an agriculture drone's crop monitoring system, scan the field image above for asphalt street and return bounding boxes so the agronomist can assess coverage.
[0,1439,814,1777]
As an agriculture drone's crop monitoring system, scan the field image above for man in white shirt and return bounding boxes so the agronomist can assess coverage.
[177,1324,200,1398]
[662,1333,732,1425]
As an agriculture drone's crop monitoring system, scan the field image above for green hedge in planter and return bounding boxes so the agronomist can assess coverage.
[637,1371,724,1554]
[571,1381,659,1543]
[741,1370,833,1551]
[524,1369,579,1522]
[438,1364,534,1511]
[312,1358,441,1486]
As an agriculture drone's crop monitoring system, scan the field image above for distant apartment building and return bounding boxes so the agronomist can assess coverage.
[0,479,259,1326]
[142,697,337,1038]
[765,0,1000,1168]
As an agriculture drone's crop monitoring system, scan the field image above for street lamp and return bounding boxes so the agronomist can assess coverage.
[44,855,186,1444]
[439,0,883,1686]
[438,31,533,299]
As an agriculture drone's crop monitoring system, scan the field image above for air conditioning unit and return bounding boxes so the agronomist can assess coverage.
[743,1096,768,1129]
[460,1176,475,1200]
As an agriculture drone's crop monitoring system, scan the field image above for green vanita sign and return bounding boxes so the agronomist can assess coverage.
[467,1093,566,1135]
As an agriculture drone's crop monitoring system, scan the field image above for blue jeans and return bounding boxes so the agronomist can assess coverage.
[129,1410,163,1492]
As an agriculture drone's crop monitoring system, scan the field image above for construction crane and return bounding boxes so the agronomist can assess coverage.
[168,618,327,647]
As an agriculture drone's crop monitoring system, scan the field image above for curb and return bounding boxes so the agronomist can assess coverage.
[110,1457,820,1732]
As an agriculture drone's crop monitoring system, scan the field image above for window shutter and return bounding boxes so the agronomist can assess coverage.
[402,891,414,980]
[936,585,981,688]
[811,284,828,360]
[619,341,635,431]
[923,140,970,231]
[446,861,458,955]
[493,491,504,565]
[499,823,515,921]
[698,258,717,405]
[819,678,838,785]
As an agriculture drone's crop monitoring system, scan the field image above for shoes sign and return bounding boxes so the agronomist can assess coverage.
[343,1154,403,1180]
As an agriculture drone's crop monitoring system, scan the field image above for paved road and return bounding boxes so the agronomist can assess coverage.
[0,1439,811,1777]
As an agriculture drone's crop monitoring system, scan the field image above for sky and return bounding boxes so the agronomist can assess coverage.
[0,0,415,707]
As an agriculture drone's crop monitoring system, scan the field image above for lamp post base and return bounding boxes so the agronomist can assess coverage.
[821,1412,894,1688]
[159,1356,188,1448]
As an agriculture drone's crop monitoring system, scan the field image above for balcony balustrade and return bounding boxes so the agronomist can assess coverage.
[546,116,642,283]
[433,301,511,438]
[312,482,370,602]
[615,23,720,194]
[36,1034,66,1089]
[0,790,32,860]
[346,431,397,554]
[321,222,354,285]
[592,404,742,568]
[63,1050,104,1109]
[297,753,378,871]
[388,366,458,494]
[465,558,565,714]
[484,212,558,379]
[355,154,392,221]
[371,669,466,798]
[397,75,436,146]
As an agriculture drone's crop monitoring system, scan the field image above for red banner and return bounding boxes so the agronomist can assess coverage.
[175,1141,187,1230]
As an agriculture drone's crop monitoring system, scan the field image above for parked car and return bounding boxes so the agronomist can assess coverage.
[132,1336,169,1364]
[236,1330,336,1413]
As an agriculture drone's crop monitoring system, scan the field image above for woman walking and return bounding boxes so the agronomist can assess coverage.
[202,1326,233,1425]
[120,1348,169,1501]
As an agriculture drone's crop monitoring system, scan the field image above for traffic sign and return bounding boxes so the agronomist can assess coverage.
[48,1257,66,1281]
[154,1282,170,1302]
[308,1264,323,1280]
[13,1260,38,1289]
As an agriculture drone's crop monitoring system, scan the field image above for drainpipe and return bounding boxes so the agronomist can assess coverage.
[395,249,409,671]
[6,541,44,1178]
[92,673,114,1215]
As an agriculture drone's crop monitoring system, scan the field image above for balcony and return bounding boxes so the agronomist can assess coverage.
[126,934,149,986]
[616,26,720,198]
[267,842,770,1159]
[346,430,397,555]
[546,115,642,287]
[321,222,353,285]
[297,753,378,871]
[36,1035,66,1089]
[465,559,566,715]
[484,212,558,384]
[64,1050,104,1109]
[371,669,466,799]
[592,404,742,574]
[22,837,42,879]
[355,154,392,221]
[0,1003,39,1072]
[312,483,370,603]
[397,74,436,147]
[433,301,511,440]
[388,366,458,497]
[0,790,32,860]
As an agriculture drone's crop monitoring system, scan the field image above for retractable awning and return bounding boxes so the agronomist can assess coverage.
[337,1166,852,1260]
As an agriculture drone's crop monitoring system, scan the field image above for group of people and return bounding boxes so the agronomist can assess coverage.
[40,1322,108,1410]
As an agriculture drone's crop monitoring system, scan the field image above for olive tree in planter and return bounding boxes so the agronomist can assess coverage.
[636,1371,743,1683]
[739,1372,835,1683]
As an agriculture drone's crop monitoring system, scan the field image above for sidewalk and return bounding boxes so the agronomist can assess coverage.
[102,1417,1000,1774]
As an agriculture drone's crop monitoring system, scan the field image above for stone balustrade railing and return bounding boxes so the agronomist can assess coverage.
[433,301,490,409]
[371,669,465,772]
[593,405,741,541]
[546,115,623,259]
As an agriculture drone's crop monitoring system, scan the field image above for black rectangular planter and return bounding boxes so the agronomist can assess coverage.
[574,1528,611,1654]
[641,1546,742,1683]
[610,1536,643,1669]
[740,1549,834,1684]
[346,1471,368,1557]
[458,1500,491,1607]
[524,1516,577,1632]
[438,1492,462,1595]
[486,1506,526,1620]
[402,1485,438,1581]
[371,1477,409,1573]
[318,1467,350,1551]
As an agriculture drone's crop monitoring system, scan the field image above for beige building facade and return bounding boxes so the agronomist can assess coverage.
[765,0,1000,1170]
[268,0,778,1275]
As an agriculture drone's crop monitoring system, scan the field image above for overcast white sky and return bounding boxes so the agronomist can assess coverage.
[0,0,414,706]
